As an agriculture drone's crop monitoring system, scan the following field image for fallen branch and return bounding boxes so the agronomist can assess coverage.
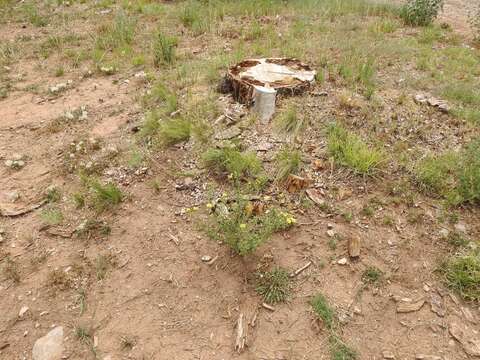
[0,199,47,217]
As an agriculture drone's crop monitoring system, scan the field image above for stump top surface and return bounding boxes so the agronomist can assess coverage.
[228,58,316,89]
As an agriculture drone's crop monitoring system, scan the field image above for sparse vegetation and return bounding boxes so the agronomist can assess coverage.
[362,266,383,285]
[90,180,123,212]
[153,31,177,66]
[311,293,336,330]
[256,267,292,304]
[3,257,20,283]
[202,147,262,182]
[274,147,302,182]
[40,208,64,225]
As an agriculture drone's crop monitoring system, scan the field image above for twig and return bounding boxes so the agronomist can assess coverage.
[262,303,275,311]
[168,233,180,246]
[234,313,246,353]
[290,261,312,278]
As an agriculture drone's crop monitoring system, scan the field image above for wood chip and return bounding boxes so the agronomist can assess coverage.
[261,303,275,311]
[348,237,361,258]
[396,298,425,313]
[234,313,246,353]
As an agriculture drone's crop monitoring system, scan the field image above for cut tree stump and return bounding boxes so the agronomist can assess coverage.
[226,58,316,106]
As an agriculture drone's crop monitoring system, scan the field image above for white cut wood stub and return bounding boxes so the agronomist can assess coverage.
[252,85,277,124]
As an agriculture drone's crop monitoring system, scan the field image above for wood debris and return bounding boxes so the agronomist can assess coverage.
[234,313,247,353]
[290,261,312,277]
[0,199,47,217]
[396,298,425,313]
[348,237,361,258]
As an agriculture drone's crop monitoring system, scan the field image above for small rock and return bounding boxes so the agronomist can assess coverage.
[454,223,467,234]
[430,292,446,317]
[438,229,449,238]
[414,94,428,104]
[32,326,64,360]
[326,230,335,238]
[327,223,334,229]
[214,126,241,140]
[4,159,13,167]
[201,255,212,262]
[353,306,362,315]
[337,258,347,265]
[397,298,425,313]
[19,306,29,317]
[382,350,395,359]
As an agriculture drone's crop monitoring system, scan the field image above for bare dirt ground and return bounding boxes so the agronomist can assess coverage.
[1,1,480,360]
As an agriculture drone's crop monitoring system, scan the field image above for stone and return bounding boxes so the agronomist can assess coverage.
[438,229,449,238]
[415,355,442,360]
[214,126,241,140]
[337,258,348,265]
[201,255,212,262]
[454,223,467,234]
[430,292,446,317]
[32,326,64,360]
[4,159,13,167]
[397,298,425,313]
[326,230,335,238]
[19,306,29,317]
[382,350,395,359]
[449,322,480,356]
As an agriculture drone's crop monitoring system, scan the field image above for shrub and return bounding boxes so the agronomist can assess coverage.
[158,118,191,146]
[202,147,262,181]
[274,147,302,182]
[440,250,480,301]
[400,0,444,26]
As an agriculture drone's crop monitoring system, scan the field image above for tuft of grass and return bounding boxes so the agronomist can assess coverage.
[202,147,262,181]
[256,267,292,304]
[40,208,64,225]
[45,186,61,203]
[75,219,111,240]
[439,250,480,302]
[416,139,480,205]
[95,254,113,280]
[95,11,136,51]
[142,83,178,113]
[75,325,92,344]
[361,266,383,285]
[207,199,295,255]
[76,288,87,315]
[274,105,306,137]
[446,232,469,248]
[90,180,123,212]
[327,123,385,175]
[274,147,302,182]
[158,118,191,146]
[153,31,177,66]
[330,336,358,360]
[310,293,336,330]
[21,3,48,27]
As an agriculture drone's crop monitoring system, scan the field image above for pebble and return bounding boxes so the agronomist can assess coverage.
[326,230,335,237]
[337,258,347,265]
[201,255,212,262]
[382,351,395,359]
[19,306,29,317]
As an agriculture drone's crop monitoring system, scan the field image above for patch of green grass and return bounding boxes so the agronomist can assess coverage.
[45,186,61,203]
[330,336,358,360]
[21,3,48,27]
[207,199,295,255]
[400,0,444,26]
[95,11,136,51]
[95,254,112,280]
[327,123,385,175]
[310,293,336,330]
[274,147,302,182]
[142,82,178,113]
[439,250,480,301]
[153,31,177,66]
[416,139,480,205]
[202,147,262,182]
[256,267,292,304]
[361,266,383,285]
[40,208,64,225]
[90,180,123,212]
[75,325,92,344]
[446,231,469,248]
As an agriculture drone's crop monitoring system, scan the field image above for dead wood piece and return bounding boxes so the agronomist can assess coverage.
[306,188,325,206]
[0,199,47,217]
[261,303,275,311]
[348,237,361,258]
[285,174,310,193]
[396,298,425,313]
[234,313,247,353]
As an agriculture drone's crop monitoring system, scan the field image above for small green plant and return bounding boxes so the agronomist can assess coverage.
[75,325,92,344]
[21,3,48,27]
[400,0,444,26]
[142,83,178,113]
[207,199,295,255]
[90,180,123,212]
[95,254,113,280]
[439,250,480,301]
[202,147,262,181]
[40,208,64,225]
[310,293,336,330]
[274,147,302,182]
[153,32,177,66]
[76,288,87,315]
[96,11,136,51]
[446,232,469,248]
[75,219,111,240]
[327,123,385,175]
[256,267,292,304]
[45,186,61,203]
[330,336,358,360]
[361,266,383,285]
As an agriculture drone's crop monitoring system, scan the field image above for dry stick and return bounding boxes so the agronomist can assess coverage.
[234,313,246,353]
[262,303,275,311]
[290,261,312,278]
[168,233,180,246]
